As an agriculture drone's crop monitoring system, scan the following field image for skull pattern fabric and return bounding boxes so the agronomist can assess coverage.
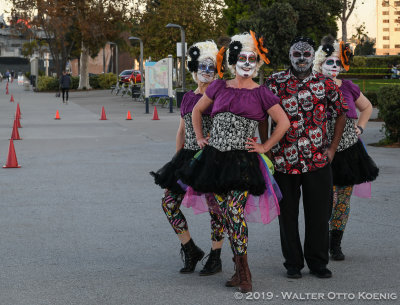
[208,112,258,151]
[266,69,348,174]
[183,114,213,150]
[327,117,358,152]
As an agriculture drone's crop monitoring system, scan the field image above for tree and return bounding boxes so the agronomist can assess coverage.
[134,0,226,61]
[238,2,298,70]
[338,0,359,42]
[11,0,77,77]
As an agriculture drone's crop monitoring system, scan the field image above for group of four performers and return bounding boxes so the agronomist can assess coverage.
[151,32,378,293]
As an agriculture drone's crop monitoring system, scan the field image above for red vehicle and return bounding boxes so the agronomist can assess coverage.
[119,69,141,84]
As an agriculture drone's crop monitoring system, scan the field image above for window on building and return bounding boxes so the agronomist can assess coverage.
[382,1,389,7]
[395,28,400,31]
[395,11,400,15]
[395,1,400,6]
[383,36,390,40]
[383,45,390,48]
[383,19,390,23]
[395,45,400,48]
[383,11,389,15]
[384,28,390,31]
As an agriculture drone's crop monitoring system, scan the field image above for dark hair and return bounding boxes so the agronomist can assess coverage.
[290,36,315,49]
[228,41,243,65]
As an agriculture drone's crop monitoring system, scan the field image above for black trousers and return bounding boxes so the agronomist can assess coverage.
[274,165,333,271]
[62,88,69,101]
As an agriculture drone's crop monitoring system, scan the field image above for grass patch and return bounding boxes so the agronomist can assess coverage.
[352,79,400,92]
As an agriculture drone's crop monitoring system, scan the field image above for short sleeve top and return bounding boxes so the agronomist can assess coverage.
[205,79,280,121]
[339,79,361,119]
[180,91,212,117]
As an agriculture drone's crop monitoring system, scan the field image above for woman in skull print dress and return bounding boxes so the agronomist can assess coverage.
[177,32,290,292]
[150,41,225,276]
[313,35,379,261]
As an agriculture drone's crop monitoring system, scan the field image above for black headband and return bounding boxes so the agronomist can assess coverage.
[290,36,315,49]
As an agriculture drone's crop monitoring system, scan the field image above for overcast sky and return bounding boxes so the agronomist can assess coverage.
[0,0,377,39]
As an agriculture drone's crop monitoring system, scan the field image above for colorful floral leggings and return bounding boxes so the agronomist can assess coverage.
[214,191,248,256]
[161,189,224,241]
[330,185,354,231]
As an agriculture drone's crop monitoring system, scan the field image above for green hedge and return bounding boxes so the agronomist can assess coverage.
[352,55,400,68]
[36,74,116,91]
[377,85,400,143]
[364,91,378,107]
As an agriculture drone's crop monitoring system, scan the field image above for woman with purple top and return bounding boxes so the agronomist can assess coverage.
[313,35,379,261]
[150,41,225,276]
[177,32,290,292]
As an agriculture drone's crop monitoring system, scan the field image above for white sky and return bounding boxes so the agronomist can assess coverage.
[0,0,377,39]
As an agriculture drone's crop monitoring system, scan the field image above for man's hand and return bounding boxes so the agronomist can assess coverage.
[324,147,336,163]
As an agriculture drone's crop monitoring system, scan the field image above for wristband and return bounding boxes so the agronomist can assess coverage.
[357,125,364,134]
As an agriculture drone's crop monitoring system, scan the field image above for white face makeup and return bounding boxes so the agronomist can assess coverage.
[289,42,315,72]
[235,51,257,78]
[197,58,215,83]
[322,56,342,78]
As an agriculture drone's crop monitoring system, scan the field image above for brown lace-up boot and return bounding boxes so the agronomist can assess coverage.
[237,254,252,292]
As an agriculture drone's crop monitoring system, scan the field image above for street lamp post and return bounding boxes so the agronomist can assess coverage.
[166,23,185,91]
[128,36,144,83]
[108,42,118,76]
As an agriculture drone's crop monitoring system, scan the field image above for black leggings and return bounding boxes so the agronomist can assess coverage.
[62,88,69,101]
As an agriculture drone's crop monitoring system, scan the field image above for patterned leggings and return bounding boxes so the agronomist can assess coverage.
[161,189,224,241]
[330,185,354,231]
[214,191,248,256]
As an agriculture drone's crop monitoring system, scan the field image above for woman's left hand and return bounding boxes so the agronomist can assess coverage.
[245,137,266,153]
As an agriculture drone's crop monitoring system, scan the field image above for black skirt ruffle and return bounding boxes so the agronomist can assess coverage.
[176,145,266,196]
[150,149,197,194]
[331,139,379,186]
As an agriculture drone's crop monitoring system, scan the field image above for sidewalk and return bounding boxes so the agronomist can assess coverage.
[0,82,399,305]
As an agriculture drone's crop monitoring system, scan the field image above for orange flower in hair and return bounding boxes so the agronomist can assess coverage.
[250,30,270,65]
[340,41,352,71]
[216,46,226,78]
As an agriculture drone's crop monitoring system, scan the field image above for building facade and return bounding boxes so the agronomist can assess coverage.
[376,0,400,55]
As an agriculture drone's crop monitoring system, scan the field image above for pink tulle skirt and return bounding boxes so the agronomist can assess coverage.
[181,154,282,224]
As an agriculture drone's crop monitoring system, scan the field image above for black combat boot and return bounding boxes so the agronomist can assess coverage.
[179,239,205,273]
[330,230,345,261]
[199,248,222,276]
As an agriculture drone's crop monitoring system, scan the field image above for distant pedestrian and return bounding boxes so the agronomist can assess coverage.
[59,71,71,103]
[5,70,10,82]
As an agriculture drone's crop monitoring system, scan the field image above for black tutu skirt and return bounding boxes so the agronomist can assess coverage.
[176,145,266,196]
[331,139,379,186]
[150,149,197,194]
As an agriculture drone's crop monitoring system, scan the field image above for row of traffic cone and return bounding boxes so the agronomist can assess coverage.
[4,103,22,168]
[53,106,160,121]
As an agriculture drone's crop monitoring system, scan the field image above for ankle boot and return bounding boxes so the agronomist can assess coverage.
[179,239,205,273]
[225,256,240,287]
[199,248,222,276]
[237,254,252,293]
[330,230,345,261]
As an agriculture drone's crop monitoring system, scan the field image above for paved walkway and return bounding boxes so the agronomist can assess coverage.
[0,81,399,305]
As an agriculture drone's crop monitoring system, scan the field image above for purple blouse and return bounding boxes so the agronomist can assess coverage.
[180,91,212,117]
[205,79,280,121]
[340,79,360,119]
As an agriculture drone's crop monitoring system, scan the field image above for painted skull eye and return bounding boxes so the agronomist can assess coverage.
[291,101,296,106]
[292,149,296,154]
[319,86,323,90]
[303,51,312,58]
[311,134,315,139]
[293,52,302,58]
[317,132,321,137]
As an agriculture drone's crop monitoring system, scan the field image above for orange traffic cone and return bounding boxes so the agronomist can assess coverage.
[6,87,9,95]
[3,139,21,168]
[54,110,61,120]
[100,106,107,120]
[16,103,21,118]
[15,116,22,128]
[11,119,21,140]
[126,110,132,120]
[10,94,14,102]
[152,106,160,120]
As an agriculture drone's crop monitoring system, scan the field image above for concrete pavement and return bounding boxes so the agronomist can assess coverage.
[0,81,399,305]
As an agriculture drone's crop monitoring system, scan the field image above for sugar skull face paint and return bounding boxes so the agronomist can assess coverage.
[235,51,257,78]
[322,56,342,78]
[197,58,215,83]
[289,42,315,73]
